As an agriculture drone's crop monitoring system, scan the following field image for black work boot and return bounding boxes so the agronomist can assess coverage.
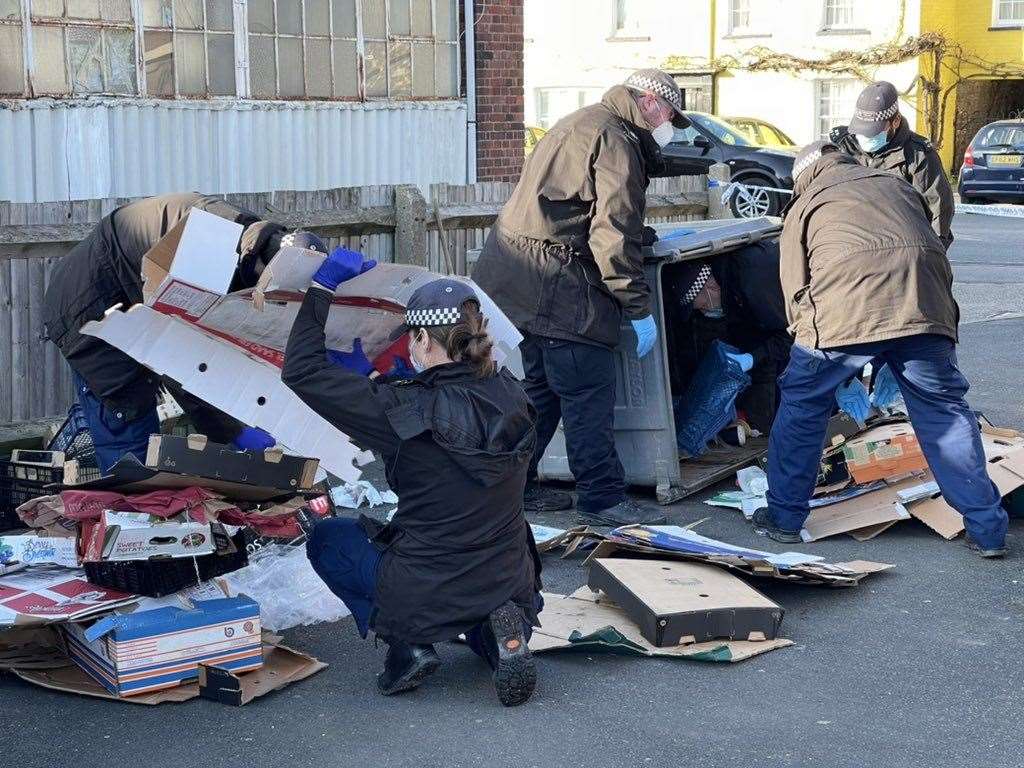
[523,482,574,513]
[964,535,1008,559]
[751,508,802,544]
[376,639,441,696]
[578,498,667,528]
[488,601,537,707]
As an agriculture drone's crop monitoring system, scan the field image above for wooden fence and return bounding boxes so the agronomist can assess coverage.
[0,176,711,423]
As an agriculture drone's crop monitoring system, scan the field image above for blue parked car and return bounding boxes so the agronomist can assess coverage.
[959,120,1024,204]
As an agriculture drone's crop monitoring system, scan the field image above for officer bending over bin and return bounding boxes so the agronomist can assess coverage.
[282,248,543,706]
[43,192,320,470]
[473,68,690,526]
[751,141,1008,558]
[664,240,792,436]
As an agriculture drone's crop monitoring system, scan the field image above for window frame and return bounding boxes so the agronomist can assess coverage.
[815,78,859,141]
[993,0,1024,27]
[821,0,856,30]
[727,0,753,36]
[611,0,646,38]
[0,0,460,101]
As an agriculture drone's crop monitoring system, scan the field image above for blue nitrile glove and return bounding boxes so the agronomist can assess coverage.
[234,426,275,451]
[312,247,377,291]
[327,338,374,376]
[631,315,658,359]
[836,379,871,423]
[726,351,754,372]
[387,357,417,380]
[870,363,901,408]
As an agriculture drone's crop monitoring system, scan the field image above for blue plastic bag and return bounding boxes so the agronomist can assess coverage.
[674,340,751,458]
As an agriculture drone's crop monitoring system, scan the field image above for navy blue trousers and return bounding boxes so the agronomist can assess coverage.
[766,335,1008,549]
[306,518,538,668]
[520,333,625,515]
[73,372,159,474]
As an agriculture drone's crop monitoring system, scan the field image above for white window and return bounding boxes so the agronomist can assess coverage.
[534,88,601,129]
[815,79,859,140]
[823,0,855,29]
[613,0,646,36]
[0,0,459,100]
[994,0,1024,26]
[728,0,752,34]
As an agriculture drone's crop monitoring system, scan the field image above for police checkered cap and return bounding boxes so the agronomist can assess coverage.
[681,263,713,305]
[389,278,478,340]
[793,140,837,182]
[849,81,901,136]
[623,69,690,126]
[279,230,328,254]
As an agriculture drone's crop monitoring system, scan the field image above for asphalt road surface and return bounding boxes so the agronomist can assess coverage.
[3,212,1024,768]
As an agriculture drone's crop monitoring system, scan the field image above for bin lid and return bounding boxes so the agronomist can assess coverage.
[645,217,781,263]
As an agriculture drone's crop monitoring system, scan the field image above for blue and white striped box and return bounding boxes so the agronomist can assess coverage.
[62,596,262,697]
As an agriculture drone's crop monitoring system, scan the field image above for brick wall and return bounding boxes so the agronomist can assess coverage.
[472,0,524,182]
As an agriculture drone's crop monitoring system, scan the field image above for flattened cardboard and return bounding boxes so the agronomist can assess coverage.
[530,588,791,662]
[13,643,324,705]
[198,644,327,706]
[145,434,319,492]
[801,477,920,542]
[0,626,67,670]
[842,423,927,484]
[587,559,783,647]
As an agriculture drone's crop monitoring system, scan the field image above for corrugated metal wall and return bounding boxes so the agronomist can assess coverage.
[0,99,468,203]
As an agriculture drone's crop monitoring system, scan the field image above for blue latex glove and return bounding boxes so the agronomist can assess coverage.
[726,351,754,372]
[631,315,658,359]
[836,379,871,423]
[327,338,374,376]
[312,247,377,291]
[387,357,417,380]
[870,363,901,408]
[234,426,275,451]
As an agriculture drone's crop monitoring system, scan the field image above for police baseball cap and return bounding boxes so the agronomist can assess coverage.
[388,278,479,341]
[848,81,901,137]
[624,69,691,129]
[793,140,839,182]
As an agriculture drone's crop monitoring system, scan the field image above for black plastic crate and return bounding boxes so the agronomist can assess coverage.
[47,404,101,478]
[0,456,63,532]
[83,532,249,597]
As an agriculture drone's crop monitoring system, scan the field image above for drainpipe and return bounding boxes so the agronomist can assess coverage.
[464,0,478,183]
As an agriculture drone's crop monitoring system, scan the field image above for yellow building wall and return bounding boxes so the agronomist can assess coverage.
[920,0,1024,170]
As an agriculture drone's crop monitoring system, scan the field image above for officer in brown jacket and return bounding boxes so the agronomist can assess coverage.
[831,81,955,249]
[473,69,688,526]
[752,141,1008,558]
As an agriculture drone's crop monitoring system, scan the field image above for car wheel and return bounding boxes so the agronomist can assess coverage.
[729,178,781,218]
[960,195,983,205]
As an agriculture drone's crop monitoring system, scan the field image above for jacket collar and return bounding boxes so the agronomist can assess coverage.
[413,361,477,385]
[600,85,664,172]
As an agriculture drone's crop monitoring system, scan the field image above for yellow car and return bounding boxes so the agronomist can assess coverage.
[723,117,796,149]
[525,126,547,155]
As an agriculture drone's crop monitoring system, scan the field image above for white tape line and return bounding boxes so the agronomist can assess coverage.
[712,181,794,206]
[956,203,1024,218]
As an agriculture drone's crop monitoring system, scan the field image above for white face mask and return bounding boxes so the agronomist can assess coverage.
[409,333,427,373]
[651,121,675,148]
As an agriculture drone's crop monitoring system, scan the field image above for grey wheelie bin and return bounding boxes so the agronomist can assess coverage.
[499,216,783,504]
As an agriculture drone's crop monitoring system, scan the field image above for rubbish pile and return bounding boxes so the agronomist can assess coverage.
[705,412,1024,542]
[0,415,370,704]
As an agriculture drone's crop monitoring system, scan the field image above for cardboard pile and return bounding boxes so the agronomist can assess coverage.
[707,415,1024,543]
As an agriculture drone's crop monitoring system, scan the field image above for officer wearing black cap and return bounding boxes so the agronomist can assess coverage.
[42,192,322,471]
[831,81,954,249]
[282,248,543,706]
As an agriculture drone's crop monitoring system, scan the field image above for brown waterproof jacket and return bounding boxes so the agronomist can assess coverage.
[472,85,660,348]
[780,152,959,350]
[834,120,955,249]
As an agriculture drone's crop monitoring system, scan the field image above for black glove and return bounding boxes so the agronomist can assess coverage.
[829,125,850,144]
[641,225,658,247]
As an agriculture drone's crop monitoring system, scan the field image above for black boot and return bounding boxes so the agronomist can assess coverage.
[523,482,574,513]
[488,601,537,707]
[376,639,441,696]
[578,498,666,527]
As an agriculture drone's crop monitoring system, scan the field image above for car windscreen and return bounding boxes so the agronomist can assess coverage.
[974,124,1024,150]
[690,114,754,147]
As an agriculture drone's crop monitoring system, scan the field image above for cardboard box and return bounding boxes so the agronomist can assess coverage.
[80,511,217,563]
[0,534,79,575]
[530,588,791,662]
[0,567,138,627]
[842,424,927,484]
[62,596,262,697]
[587,559,784,646]
[81,239,522,482]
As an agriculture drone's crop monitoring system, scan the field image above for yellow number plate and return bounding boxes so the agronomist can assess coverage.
[988,154,1022,167]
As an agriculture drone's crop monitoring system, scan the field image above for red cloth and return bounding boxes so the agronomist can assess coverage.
[59,487,224,521]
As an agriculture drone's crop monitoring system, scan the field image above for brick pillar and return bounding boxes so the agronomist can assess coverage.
[472,0,524,182]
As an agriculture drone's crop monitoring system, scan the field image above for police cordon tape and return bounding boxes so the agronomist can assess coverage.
[710,179,1024,219]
